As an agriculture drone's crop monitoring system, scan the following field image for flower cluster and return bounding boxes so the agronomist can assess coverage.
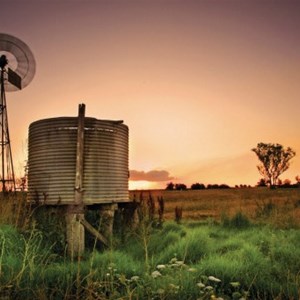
[86,259,248,299]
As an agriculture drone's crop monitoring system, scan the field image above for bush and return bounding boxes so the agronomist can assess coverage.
[222,212,251,229]
[156,227,212,264]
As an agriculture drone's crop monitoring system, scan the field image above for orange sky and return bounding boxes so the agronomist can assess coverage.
[1,0,300,189]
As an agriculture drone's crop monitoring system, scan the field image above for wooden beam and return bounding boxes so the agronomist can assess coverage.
[74,103,85,205]
[78,216,109,247]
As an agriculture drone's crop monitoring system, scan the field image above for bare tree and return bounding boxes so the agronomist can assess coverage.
[252,143,296,187]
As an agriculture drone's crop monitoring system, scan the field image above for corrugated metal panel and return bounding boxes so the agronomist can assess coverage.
[28,117,129,205]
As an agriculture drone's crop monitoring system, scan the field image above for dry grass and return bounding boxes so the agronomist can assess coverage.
[1,188,299,228]
[130,187,300,227]
[0,192,31,229]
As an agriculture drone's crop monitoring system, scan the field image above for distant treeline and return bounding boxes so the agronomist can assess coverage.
[166,179,300,191]
[166,182,231,190]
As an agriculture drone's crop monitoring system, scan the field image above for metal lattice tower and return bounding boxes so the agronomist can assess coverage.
[0,59,15,191]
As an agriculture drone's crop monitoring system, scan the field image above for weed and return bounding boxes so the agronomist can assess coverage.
[175,206,183,224]
[255,199,276,218]
[157,196,165,225]
[222,211,251,229]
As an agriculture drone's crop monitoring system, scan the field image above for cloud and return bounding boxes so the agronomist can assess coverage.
[130,170,174,182]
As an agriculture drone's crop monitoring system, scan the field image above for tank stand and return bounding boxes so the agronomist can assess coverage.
[65,204,117,259]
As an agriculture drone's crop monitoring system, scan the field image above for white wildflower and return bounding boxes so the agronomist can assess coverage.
[151,270,162,278]
[188,267,197,272]
[130,276,140,282]
[156,264,166,270]
[197,282,205,288]
[108,263,115,269]
[205,285,214,291]
[230,281,240,288]
[169,283,179,290]
[208,275,221,283]
[170,257,177,264]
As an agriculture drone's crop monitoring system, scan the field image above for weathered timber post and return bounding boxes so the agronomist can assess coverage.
[66,103,85,259]
[99,204,118,243]
[65,207,85,259]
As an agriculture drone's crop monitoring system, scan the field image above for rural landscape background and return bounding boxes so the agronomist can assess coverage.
[1,0,300,299]
[0,186,300,299]
[1,0,300,189]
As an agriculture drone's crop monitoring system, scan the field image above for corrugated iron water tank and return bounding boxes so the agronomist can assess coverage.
[28,117,129,205]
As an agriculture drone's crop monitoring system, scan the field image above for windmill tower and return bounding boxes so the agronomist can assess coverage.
[0,33,35,192]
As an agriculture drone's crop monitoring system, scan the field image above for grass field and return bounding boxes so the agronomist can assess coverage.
[0,219,300,299]
[0,189,299,299]
[130,187,300,227]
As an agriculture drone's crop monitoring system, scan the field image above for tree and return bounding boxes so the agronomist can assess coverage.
[252,143,296,187]
[166,182,174,190]
[219,184,231,189]
[191,183,205,190]
[282,179,291,187]
[175,183,187,191]
[257,178,267,187]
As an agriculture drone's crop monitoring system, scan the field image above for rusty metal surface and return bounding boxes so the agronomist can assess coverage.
[28,117,129,205]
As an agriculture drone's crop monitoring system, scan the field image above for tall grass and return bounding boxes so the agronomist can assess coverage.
[0,191,299,299]
[0,225,55,298]
[130,188,300,227]
[0,220,299,299]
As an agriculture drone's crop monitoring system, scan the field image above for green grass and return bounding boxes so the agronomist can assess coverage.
[0,215,300,299]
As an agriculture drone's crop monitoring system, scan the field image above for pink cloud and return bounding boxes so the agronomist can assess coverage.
[130,170,174,182]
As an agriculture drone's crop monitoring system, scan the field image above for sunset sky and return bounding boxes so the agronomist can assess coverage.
[1,0,300,189]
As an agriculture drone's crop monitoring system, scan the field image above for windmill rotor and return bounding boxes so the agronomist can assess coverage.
[0,33,36,192]
[0,33,36,91]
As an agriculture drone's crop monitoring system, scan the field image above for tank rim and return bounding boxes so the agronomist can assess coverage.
[29,117,126,128]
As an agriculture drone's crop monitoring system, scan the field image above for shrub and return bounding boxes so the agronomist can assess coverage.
[156,227,212,264]
[255,200,276,218]
[222,212,251,229]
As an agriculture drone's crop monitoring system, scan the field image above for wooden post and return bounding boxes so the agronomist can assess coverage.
[66,103,85,259]
[74,103,85,205]
[99,204,118,244]
[65,212,85,259]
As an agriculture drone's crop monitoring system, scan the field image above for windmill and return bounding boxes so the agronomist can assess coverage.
[0,33,35,192]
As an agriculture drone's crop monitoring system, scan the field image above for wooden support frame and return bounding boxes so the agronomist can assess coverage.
[65,104,119,258]
[77,216,108,246]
